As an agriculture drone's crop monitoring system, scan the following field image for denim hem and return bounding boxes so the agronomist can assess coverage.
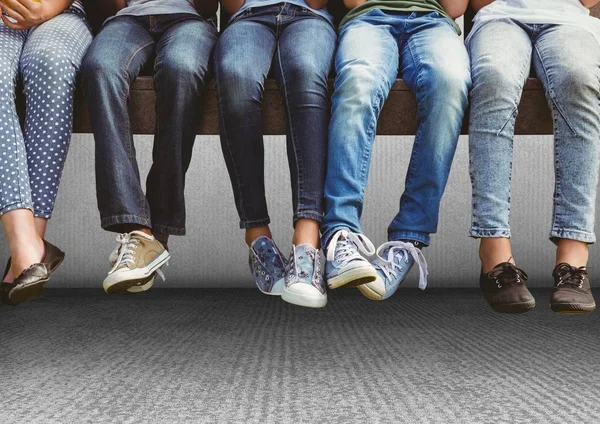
[33,210,53,220]
[468,228,511,239]
[101,214,152,232]
[388,230,430,246]
[0,202,34,218]
[152,224,186,236]
[240,218,271,229]
[550,229,596,245]
[293,211,323,225]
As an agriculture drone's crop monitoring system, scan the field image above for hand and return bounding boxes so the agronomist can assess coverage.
[1,0,46,30]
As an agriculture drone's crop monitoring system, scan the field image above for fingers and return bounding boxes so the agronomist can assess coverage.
[2,0,29,17]
[1,1,27,23]
[1,13,28,30]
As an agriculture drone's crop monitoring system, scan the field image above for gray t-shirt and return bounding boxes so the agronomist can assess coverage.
[116,0,198,17]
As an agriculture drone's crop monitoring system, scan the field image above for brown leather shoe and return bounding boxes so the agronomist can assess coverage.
[479,262,536,314]
[0,241,65,306]
[550,263,596,314]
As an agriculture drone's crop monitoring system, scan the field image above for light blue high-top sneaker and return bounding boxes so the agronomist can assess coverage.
[249,236,287,295]
[325,230,378,291]
[359,241,428,300]
[281,244,326,308]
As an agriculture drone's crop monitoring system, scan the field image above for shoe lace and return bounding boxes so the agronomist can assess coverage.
[488,263,528,289]
[326,230,376,265]
[555,264,586,289]
[108,231,151,276]
[374,241,429,290]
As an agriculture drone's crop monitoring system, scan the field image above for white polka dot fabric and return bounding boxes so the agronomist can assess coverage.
[0,3,91,219]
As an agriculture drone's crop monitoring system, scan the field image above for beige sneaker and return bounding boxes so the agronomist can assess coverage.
[103,231,170,294]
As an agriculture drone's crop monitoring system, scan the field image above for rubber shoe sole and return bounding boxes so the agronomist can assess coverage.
[327,266,377,290]
[491,299,536,314]
[281,286,327,308]
[103,251,170,294]
[6,254,65,305]
[357,282,384,301]
[550,301,596,314]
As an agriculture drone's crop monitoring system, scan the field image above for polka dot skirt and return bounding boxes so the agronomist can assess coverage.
[0,3,91,219]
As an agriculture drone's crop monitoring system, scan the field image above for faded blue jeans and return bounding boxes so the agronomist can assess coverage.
[320,9,471,247]
[468,19,600,244]
[214,4,336,229]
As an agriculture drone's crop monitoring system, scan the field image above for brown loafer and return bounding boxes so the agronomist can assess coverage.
[0,241,65,306]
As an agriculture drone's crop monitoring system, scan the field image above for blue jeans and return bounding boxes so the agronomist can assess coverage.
[214,4,336,229]
[468,19,600,243]
[81,14,217,235]
[321,9,471,247]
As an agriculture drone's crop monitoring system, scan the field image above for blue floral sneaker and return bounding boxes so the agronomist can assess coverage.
[359,241,428,301]
[325,230,377,290]
[249,236,287,295]
[281,244,326,308]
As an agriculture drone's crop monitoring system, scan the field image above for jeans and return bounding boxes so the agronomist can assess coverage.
[81,14,217,235]
[468,19,600,243]
[320,9,471,247]
[214,4,336,229]
[0,6,91,218]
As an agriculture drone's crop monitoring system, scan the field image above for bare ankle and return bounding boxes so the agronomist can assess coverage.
[292,219,320,248]
[246,226,272,247]
[479,237,514,273]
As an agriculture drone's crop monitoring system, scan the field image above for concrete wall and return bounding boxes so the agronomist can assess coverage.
[1,133,598,288]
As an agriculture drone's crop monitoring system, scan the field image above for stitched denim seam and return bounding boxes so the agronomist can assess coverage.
[214,62,247,223]
[276,41,302,219]
[533,42,578,137]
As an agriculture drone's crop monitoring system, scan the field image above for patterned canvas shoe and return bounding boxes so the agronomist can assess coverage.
[249,236,287,295]
[359,241,428,301]
[550,263,596,314]
[325,230,377,290]
[103,231,169,294]
[282,244,326,308]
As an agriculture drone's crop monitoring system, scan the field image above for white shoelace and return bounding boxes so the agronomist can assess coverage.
[375,241,429,290]
[107,231,166,281]
[326,230,376,265]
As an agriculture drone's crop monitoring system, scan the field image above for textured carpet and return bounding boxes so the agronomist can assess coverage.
[1,289,599,424]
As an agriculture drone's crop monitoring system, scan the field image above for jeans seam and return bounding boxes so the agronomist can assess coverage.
[275,42,302,221]
[533,42,578,137]
[215,62,247,223]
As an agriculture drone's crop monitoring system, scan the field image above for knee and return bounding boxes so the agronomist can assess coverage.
[335,61,391,110]
[215,55,264,104]
[283,59,329,93]
[80,51,123,90]
[423,62,471,106]
[551,63,599,99]
[21,48,77,89]
[155,54,210,88]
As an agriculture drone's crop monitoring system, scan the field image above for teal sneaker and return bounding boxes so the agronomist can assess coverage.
[325,230,377,290]
[282,244,326,308]
[359,241,428,301]
[249,236,287,295]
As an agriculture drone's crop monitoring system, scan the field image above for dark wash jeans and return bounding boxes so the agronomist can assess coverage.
[214,3,336,229]
[81,14,217,235]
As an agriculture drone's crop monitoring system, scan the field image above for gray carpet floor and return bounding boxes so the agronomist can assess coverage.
[1,288,599,424]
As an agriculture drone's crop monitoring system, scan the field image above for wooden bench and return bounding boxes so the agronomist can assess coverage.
[36,3,600,135]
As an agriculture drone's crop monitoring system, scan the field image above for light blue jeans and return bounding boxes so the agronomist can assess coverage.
[468,19,600,243]
[321,9,471,247]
